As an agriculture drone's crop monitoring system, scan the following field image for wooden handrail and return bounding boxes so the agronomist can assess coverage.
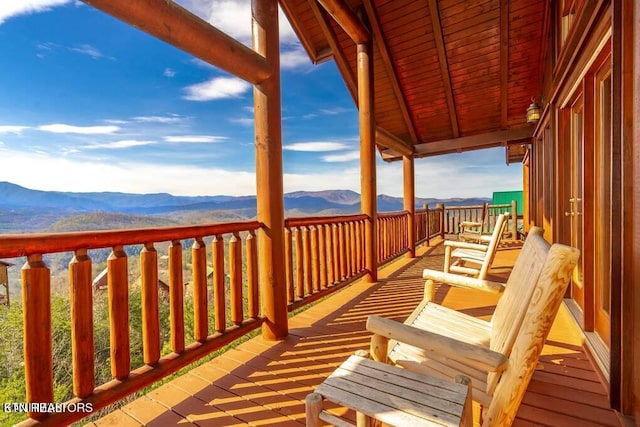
[0,220,261,257]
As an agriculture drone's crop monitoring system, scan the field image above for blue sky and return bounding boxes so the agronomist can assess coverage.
[0,0,522,199]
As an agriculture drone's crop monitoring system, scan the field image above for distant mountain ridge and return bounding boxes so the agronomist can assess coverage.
[0,182,490,233]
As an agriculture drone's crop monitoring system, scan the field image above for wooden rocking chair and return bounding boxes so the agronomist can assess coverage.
[366,228,579,426]
[458,201,489,242]
[443,212,510,280]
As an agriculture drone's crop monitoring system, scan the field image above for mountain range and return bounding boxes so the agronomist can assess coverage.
[0,182,489,233]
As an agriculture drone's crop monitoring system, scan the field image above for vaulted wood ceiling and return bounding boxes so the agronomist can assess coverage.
[280,0,546,161]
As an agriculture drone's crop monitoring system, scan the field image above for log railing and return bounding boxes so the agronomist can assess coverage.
[284,214,368,310]
[443,201,518,237]
[3,202,506,425]
[2,221,262,426]
[376,211,410,265]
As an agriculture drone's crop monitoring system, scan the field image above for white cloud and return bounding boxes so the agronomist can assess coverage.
[68,44,113,60]
[164,135,227,143]
[175,0,298,45]
[322,151,360,162]
[38,124,120,134]
[0,125,29,134]
[183,76,251,101]
[319,107,350,115]
[0,0,70,25]
[281,48,310,70]
[284,142,350,152]
[133,115,184,124]
[83,140,156,149]
[164,68,177,77]
[228,117,254,126]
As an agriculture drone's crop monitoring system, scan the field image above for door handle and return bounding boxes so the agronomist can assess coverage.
[565,211,575,217]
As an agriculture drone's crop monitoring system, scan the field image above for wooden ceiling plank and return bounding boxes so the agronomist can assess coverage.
[500,0,509,128]
[376,126,413,156]
[427,0,459,138]
[412,127,534,157]
[316,0,370,44]
[307,0,358,101]
[279,0,320,63]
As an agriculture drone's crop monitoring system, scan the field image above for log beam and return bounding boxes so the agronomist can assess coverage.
[358,41,377,282]
[376,126,413,156]
[317,0,370,44]
[253,0,288,339]
[382,127,535,160]
[82,0,271,84]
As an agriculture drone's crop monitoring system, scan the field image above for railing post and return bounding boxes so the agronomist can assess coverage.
[437,203,445,238]
[403,155,415,258]
[22,254,53,420]
[424,203,430,246]
[358,38,377,282]
[141,242,160,365]
[511,199,518,239]
[108,246,130,380]
[253,0,288,339]
[69,249,94,398]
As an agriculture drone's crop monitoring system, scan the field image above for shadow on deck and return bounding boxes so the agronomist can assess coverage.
[88,241,621,427]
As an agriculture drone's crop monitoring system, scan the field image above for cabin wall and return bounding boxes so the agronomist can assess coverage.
[529,0,639,419]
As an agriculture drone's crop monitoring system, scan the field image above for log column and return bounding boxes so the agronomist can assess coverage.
[252,0,288,340]
[358,41,377,282]
[403,155,415,258]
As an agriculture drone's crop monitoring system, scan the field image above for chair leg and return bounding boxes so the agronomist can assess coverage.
[444,245,452,273]
[305,393,323,427]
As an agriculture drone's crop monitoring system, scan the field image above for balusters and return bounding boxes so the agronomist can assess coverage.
[302,227,312,296]
[22,254,53,419]
[310,226,320,292]
[325,225,334,285]
[108,246,130,380]
[339,223,347,280]
[332,224,340,282]
[229,232,243,325]
[192,238,208,342]
[141,242,160,365]
[318,224,327,288]
[284,228,294,303]
[69,249,94,398]
[349,222,356,276]
[168,240,185,353]
[294,228,304,300]
[246,231,259,319]
[212,234,225,333]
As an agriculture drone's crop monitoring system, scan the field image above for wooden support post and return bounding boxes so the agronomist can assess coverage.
[404,155,416,257]
[253,0,288,340]
[22,255,53,419]
[358,41,377,282]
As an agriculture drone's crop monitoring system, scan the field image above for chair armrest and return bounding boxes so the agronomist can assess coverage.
[423,269,505,294]
[367,315,508,373]
[444,240,489,251]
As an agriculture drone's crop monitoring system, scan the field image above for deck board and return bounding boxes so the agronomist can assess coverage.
[89,241,621,426]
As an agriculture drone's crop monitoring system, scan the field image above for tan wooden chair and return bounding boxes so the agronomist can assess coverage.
[443,212,510,280]
[366,228,579,426]
[458,202,489,242]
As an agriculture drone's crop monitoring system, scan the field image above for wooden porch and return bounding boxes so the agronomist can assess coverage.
[89,241,620,427]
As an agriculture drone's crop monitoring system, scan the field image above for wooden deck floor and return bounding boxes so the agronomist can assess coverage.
[88,241,621,427]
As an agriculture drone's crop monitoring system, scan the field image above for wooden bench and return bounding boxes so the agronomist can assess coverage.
[366,227,580,426]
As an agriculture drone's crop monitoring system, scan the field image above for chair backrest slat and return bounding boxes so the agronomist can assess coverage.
[478,212,510,279]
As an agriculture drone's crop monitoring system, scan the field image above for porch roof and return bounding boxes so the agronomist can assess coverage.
[280,0,545,161]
